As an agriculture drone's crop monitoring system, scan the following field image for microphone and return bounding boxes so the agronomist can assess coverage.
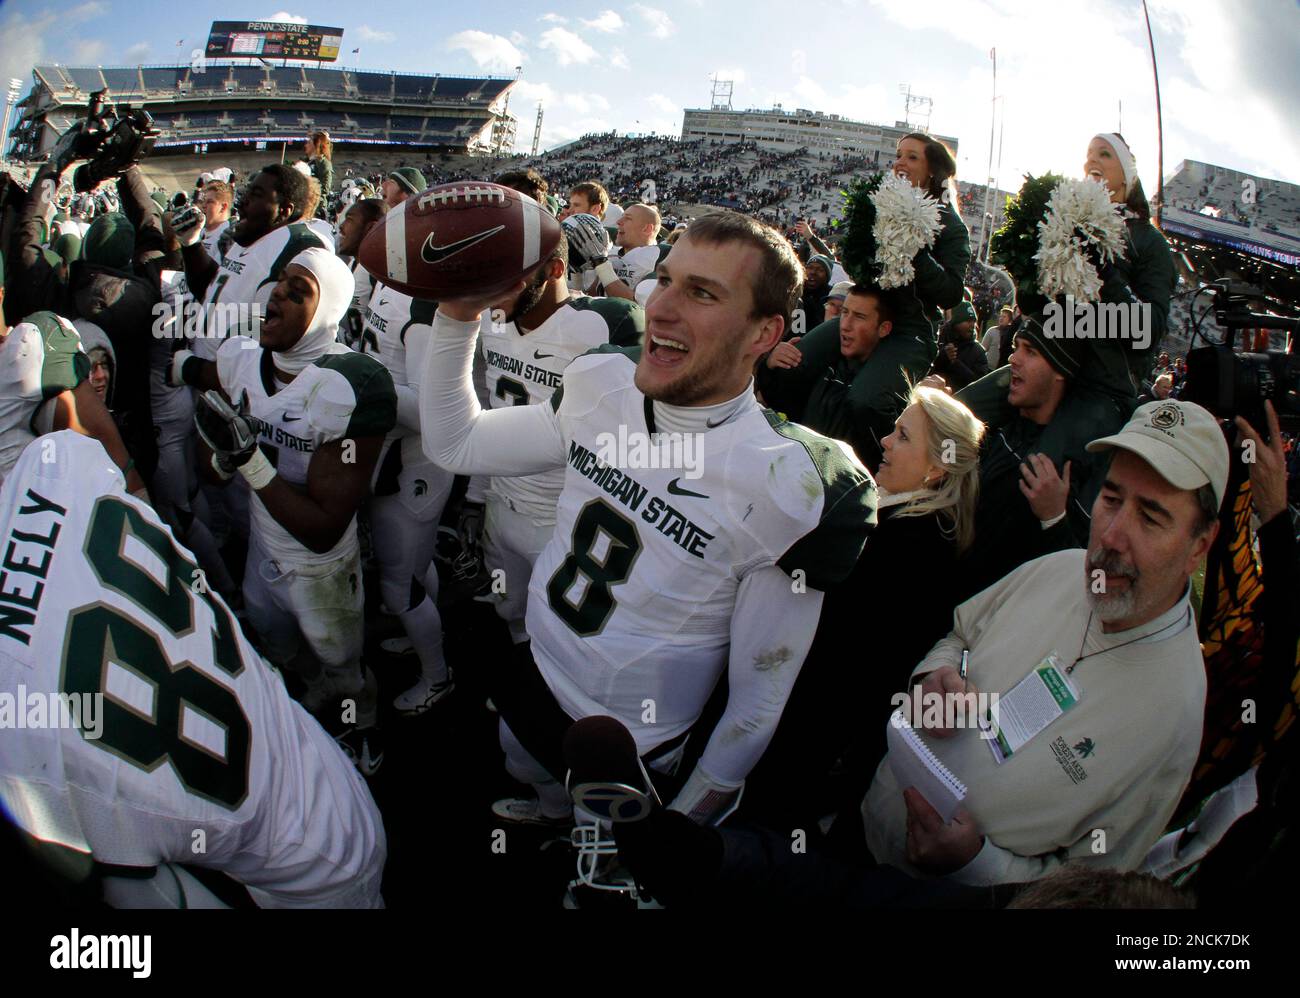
[562,716,660,823]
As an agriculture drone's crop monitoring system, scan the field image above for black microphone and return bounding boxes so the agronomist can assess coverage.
[562,716,659,823]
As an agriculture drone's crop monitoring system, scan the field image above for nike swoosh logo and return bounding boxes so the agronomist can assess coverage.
[378,299,389,306]
[667,478,709,499]
[705,415,730,428]
[534,350,555,360]
[420,225,506,264]
[282,414,302,423]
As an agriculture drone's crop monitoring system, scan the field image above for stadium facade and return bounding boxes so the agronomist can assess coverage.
[681,107,959,161]
[7,63,518,161]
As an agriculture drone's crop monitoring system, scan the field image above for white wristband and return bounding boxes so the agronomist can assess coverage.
[667,765,744,826]
[237,447,277,490]
[1039,510,1067,529]
[594,260,618,288]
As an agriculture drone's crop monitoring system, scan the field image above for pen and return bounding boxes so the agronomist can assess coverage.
[960,648,969,693]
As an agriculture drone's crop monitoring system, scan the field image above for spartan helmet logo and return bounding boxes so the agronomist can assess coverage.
[1148,403,1184,431]
[413,479,428,497]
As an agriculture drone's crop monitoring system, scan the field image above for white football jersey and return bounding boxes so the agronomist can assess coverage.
[152,271,196,428]
[478,295,643,523]
[359,282,448,517]
[345,259,377,348]
[193,222,328,360]
[0,432,385,907]
[0,311,87,486]
[609,244,662,288]
[216,338,397,565]
[201,220,229,263]
[527,348,874,754]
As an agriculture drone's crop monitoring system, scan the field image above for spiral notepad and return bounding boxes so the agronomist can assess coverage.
[886,709,968,822]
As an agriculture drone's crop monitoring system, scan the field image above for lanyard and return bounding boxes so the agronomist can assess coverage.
[1065,606,1193,675]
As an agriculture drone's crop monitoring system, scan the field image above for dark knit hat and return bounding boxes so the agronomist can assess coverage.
[806,254,834,277]
[1014,313,1085,379]
[388,167,426,196]
[51,232,82,265]
[950,300,977,326]
[83,212,135,271]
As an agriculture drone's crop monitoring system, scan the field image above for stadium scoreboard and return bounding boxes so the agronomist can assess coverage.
[205,21,344,62]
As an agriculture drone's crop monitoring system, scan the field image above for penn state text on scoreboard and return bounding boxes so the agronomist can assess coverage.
[205,21,345,62]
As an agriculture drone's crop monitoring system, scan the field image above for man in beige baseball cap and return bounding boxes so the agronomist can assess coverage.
[1084,398,1229,631]
[861,397,1227,884]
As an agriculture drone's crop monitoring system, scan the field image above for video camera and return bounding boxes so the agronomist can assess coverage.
[53,90,157,193]
[1182,280,1300,438]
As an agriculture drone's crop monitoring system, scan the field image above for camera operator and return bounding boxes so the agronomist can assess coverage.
[4,114,165,481]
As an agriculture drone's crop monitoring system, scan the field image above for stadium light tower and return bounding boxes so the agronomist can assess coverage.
[898,84,932,132]
[531,102,544,157]
[1,78,22,163]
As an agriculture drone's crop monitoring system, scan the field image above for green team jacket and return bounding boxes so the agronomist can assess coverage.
[757,319,934,471]
[1084,217,1176,397]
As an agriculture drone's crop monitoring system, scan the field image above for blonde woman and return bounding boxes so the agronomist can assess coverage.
[743,386,985,829]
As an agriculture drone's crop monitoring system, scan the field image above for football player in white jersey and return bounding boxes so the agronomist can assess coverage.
[170,164,328,363]
[195,179,233,263]
[0,273,146,497]
[0,431,385,907]
[336,198,388,349]
[475,231,643,644]
[420,211,876,830]
[580,202,664,302]
[187,248,397,776]
[357,279,457,714]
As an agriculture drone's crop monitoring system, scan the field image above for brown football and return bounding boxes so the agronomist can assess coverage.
[356,182,561,301]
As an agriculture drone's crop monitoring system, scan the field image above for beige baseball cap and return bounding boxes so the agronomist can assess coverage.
[1086,399,1230,511]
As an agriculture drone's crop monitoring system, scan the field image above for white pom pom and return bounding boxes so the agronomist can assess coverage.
[870,172,944,289]
[1034,177,1127,300]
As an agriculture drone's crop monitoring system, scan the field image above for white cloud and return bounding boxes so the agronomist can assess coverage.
[561,93,611,113]
[513,80,556,104]
[539,12,568,24]
[539,27,597,66]
[264,11,308,23]
[72,39,106,63]
[357,25,396,44]
[583,10,625,33]
[609,48,630,70]
[69,1,108,18]
[124,42,151,63]
[631,4,675,38]
[445,31,525,71]
[647,93,678,115]
[509,31,526,46]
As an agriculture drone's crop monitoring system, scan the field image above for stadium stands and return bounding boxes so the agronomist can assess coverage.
[353,71,394,98]
[303,67,348,95]
[141,67,187,92]
[270,67,306,93]
[394,75,431,101]
[66,67,107,94]
[230,67,268,91]
[101,67,144,97]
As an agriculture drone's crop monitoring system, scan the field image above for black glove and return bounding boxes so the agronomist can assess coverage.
[194,390,259,472]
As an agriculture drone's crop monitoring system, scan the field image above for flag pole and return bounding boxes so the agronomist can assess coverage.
[1141,0,1164,226]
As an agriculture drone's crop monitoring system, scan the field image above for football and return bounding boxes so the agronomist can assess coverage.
[356,182,562,301]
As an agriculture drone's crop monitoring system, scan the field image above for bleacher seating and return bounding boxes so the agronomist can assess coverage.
[432,77,477,99]
[393,75,430,101]
[271,67,305,93]
[141,67,187,92]
[230,67,267,91]
[101,68,143,97]
[353,72,393,98]
[303,68,347,95]
[66,67,106,94]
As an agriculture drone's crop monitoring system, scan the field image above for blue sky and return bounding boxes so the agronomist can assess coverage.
[2,0,1297,189]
